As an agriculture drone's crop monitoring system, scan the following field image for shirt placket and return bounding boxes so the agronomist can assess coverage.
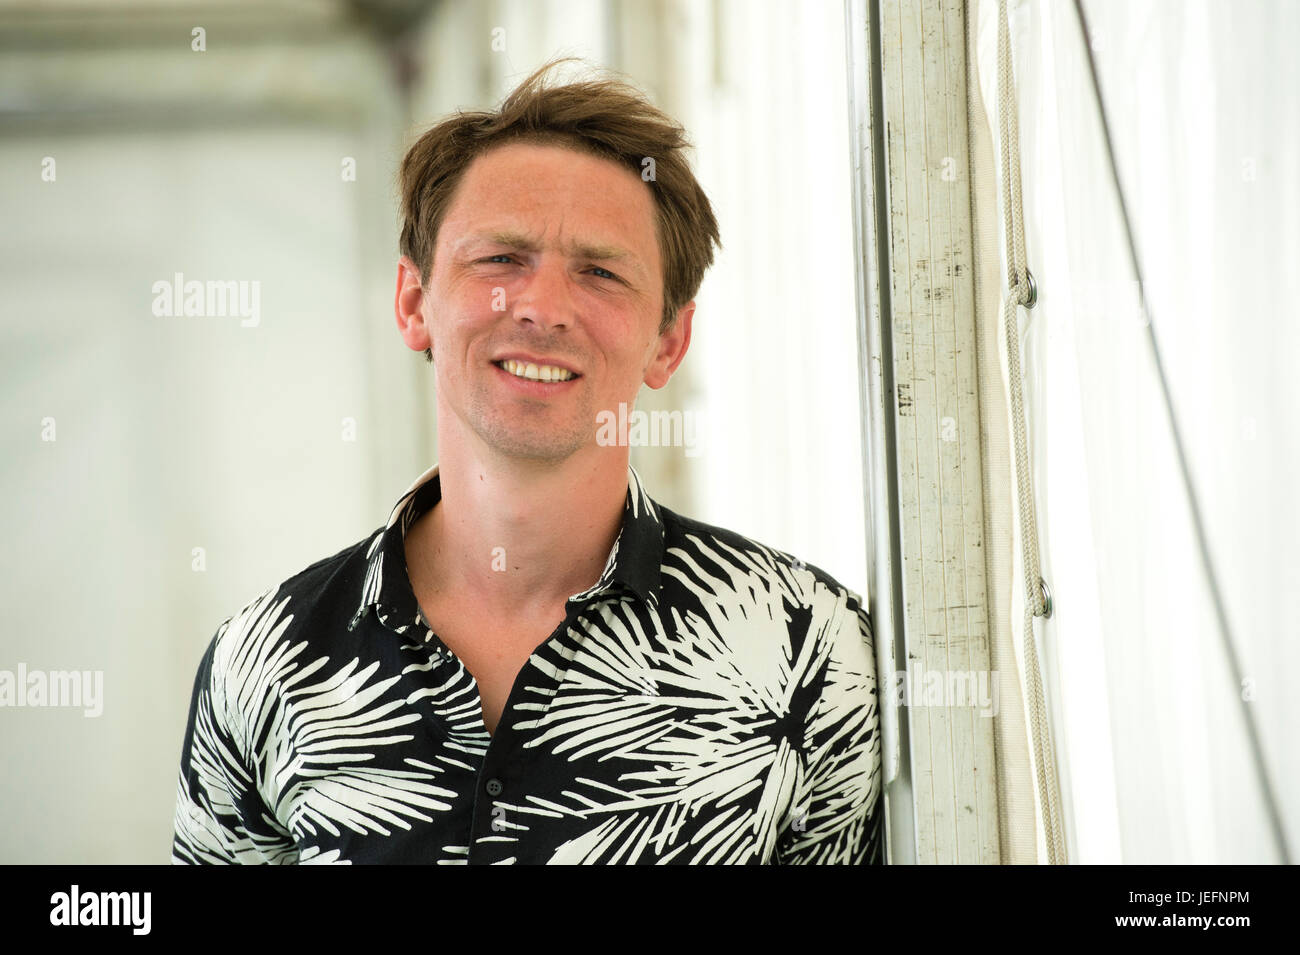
[465,594,602,865]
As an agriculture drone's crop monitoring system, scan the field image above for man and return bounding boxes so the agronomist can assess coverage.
[172,60,883,865]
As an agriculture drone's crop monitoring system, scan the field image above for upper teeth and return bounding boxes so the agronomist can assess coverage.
[500,359,575,382]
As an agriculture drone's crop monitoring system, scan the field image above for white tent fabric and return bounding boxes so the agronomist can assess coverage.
[975,0,1299,863]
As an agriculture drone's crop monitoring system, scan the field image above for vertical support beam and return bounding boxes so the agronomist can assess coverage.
[846,0,1000,863]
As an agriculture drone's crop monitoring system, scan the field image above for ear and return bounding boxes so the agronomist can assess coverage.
[395,255,432,354]
[643,300,694,390]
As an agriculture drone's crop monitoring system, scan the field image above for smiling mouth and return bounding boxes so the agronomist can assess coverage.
[493,359,581,383]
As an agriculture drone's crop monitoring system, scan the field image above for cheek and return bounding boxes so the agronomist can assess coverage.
[596,330,656,377]
[431,283,498,339]
[461,276,512,311]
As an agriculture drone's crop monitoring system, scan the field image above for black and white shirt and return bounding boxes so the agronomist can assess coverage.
[172,462,883,864]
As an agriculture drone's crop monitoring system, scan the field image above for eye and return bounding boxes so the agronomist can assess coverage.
[588,266,619,281]
[483,254,515,264]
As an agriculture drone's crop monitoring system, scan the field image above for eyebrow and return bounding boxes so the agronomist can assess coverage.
[457,230,648,280]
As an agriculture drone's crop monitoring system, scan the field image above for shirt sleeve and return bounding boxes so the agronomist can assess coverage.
[171,621,297,864]
[775,591,885,865]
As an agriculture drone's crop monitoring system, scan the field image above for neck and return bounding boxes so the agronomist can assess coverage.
[410,427,630,619]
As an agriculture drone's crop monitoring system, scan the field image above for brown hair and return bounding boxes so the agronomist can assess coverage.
[398,57,721,361]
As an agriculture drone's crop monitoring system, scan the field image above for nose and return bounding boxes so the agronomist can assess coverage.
[510,255,574,331]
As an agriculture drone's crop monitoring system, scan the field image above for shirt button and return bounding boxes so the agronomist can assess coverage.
[485,778,503,797]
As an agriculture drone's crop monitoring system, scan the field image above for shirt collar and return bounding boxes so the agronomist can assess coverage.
[348,461,666,634]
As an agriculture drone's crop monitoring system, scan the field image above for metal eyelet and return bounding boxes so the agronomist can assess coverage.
[1023,268,1037,309]
[1038,576,1053,618]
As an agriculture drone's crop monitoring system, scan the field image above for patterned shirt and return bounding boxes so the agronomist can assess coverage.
[171,462,883,864]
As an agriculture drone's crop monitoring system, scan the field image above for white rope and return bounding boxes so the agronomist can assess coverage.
[996,0,1068,865]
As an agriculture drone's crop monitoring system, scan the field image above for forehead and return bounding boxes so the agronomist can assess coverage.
[439,141,660,272]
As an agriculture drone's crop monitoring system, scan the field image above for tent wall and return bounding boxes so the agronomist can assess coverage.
[976,0,1300,864]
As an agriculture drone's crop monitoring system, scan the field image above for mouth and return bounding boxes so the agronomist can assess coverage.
[492,358,581,384]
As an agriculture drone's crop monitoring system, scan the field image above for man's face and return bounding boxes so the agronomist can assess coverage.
[400,140,691,464]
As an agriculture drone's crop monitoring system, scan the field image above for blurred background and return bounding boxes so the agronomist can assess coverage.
[0,0,868,862]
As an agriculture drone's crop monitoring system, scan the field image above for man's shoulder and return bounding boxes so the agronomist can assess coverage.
[651,504,877,739]
[655,503,868,624]
[204,529,380,669]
